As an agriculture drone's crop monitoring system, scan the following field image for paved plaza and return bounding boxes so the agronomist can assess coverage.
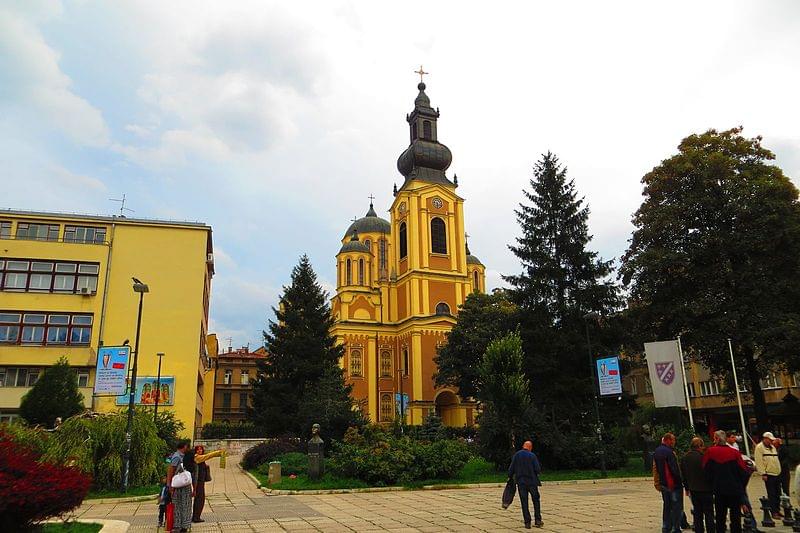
[74,456,795,532]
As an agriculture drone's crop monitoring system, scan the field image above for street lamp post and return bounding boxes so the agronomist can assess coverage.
[583,312,607,478]
[153,352,165,423]
[122,277,149,492]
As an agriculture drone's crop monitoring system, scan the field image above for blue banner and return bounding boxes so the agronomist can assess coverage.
[596,356,623,396]
[94,346,130,396]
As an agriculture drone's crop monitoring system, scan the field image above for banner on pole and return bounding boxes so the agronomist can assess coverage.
[596,356,622,396]
[116,376,175,406]
[94,346,130,396]
[644,340,686,407]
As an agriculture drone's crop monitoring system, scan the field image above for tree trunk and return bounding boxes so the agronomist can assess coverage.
[742,345,770,434]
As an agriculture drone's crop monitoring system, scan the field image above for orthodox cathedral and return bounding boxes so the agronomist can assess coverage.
[331,79,485,427]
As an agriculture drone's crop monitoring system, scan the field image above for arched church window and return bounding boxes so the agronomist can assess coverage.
[423,120,432,140]
[411,123,418,142]
[350,349,362,377]
[380,393,393,421]
[399,222,408,259]
[430,217,447,254]
[379,239,387,272]
[380,350,392,377]
[473,270,479,292]
[402,348,409,376]
[363,239,371,252]
[346,259,352,285]
[435,302,451,315]
[358,258,365,285]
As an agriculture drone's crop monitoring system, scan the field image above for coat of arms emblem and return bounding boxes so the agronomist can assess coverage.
[655,361,676,385]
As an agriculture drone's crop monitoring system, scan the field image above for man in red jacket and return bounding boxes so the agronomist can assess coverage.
[703,430,750,533]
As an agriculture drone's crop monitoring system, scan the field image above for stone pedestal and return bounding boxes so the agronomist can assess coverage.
[268,461,281,484]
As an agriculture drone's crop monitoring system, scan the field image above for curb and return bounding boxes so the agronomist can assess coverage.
[240,464,264,489]
[84,494,158,504]
[47,519,129,532]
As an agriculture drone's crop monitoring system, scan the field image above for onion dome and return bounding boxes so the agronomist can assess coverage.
[344,202,391,238]
[466,239,483,266]
[339,229,371,254]
[396,82,454,187]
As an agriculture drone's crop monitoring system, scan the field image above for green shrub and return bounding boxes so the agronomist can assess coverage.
[153,411,185,451]
[202,420,261,439]
[241,437,302,470]
[0,421,49,456]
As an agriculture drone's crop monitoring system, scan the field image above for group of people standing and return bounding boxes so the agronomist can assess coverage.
[654,429,794,533]
[162,439,225,532]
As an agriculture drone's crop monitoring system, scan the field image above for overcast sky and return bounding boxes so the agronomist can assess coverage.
[2,1,799,349]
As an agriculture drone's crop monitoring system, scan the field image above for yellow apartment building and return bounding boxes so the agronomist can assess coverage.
[0,209,214,437]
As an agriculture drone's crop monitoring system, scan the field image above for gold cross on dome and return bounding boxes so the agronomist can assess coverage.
[414,65,429,83]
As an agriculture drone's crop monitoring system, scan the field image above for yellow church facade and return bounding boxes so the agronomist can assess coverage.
[331,81,485,427]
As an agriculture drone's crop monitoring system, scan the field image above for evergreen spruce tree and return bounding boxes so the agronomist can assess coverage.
[504,152,620,422]
[19,356,84,427]
[251,255,358,437]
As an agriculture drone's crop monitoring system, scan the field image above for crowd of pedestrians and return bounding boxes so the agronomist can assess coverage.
[654,429,796,533]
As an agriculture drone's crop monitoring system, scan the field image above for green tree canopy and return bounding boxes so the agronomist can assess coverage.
[504,152,620,421]
[251,255,359,437]
[620,127,800,431]
[433,291,518,400]
[19,357,84,427]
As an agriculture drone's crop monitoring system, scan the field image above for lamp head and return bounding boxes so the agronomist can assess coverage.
[132,277,149,293]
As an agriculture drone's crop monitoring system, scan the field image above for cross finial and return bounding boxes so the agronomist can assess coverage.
[351,216,358,223]
[414,65,429,83]
[368,194,375,205]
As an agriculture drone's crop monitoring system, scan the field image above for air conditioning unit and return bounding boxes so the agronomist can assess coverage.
[206,253,214,263]
[79,287,96,296]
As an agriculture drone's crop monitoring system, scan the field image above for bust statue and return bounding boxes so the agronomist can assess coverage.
[307,423,325,480]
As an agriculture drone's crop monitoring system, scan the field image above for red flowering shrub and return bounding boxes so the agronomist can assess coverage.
[0,429,91,531]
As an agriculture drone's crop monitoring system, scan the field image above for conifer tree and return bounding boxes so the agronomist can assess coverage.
[504,152,620,421]
[19,357,84,427]
[251,255,358,437]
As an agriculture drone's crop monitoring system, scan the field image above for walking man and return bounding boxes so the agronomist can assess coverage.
[681,437,714,533]
[704,430,749,533]
[508,440,543,529]
[755,431,782,519]
[654,432,684,533]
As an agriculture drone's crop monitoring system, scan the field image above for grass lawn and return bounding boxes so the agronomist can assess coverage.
[85,483,161,500]
[252,454,649,491]
[37,523,102,533]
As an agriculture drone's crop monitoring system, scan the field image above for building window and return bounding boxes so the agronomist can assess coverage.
[0,221,11,239]
[644,377,652,393]
[435,302,451,315]
[0,367,45,387]
[423,120,432,140]
[241,371,249,385]
[760,371,781,390]
[379,239,387,273]
[346,259,352,285]
[380,393,394,421]
[239,392,248,411]
[399,222,407,259]
[687,382,696,397]
[350,349,363,377]
[0,259,99,294]
[0,312,92,346]
[76,370,89,388]
[629,377,638,395]
[363,239,371,252]
[411,122,418,142]
[358,258,365,285]
[222,393,231,409]
[473,270,479,292]
[64,225,106,244]
[380,350,392,377]
[700,380,720,396]
[0,414,18,423]
[15,222,59,242]
[402,348,409,376]
[430,217,447,254]
[223,370,232,385]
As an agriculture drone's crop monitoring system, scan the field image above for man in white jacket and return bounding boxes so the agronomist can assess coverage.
[754,432,782,519]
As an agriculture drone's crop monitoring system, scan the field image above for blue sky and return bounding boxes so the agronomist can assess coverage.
[2,1,799,349]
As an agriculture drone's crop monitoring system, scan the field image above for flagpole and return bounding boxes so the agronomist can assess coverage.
[676,336,694,429]
[728,338,751,458]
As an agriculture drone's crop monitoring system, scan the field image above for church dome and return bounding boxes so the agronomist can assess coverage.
[397,140,452,178]
[344,203,391,238]
[339,229,371,254]
[467,254,483,266]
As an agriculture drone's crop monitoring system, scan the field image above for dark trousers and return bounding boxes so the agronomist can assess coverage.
[517,483,542,525]
[158,504,166,525]
[714,493,742,533]
[661,488,684,533]
[689,491,714,533]
[192,482,206,521]
[765,475,781,514]
[780,469,791,497]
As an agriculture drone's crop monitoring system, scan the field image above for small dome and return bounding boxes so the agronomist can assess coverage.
[339,240,371,254]
[344,203,391,238]
[467,254,483,266]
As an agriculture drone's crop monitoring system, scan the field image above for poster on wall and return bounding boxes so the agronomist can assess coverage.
[94,346,130,396]
[596,356,623,396]
[116,376,175,406]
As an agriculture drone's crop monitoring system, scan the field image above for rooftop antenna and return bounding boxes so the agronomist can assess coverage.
[226,337,233,352]
[109,193,135,217]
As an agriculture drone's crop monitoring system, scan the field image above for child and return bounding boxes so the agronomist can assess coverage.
[157,476,169,528]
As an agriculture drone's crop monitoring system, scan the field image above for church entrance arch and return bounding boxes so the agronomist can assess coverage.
[434,390,462,427]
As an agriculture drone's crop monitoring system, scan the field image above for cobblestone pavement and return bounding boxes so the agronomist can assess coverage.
[74,456,796,532]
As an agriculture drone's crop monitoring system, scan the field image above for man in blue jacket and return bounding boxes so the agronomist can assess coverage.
[653,432,684,533]
[508,440,543,529]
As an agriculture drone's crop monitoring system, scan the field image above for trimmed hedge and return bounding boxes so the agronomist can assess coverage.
[240,437,303,470]
[201,421,262,439]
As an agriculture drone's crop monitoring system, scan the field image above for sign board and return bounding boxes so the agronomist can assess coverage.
[94,346,130,396]
[116,376,175,406]
[596,356,622,396]
[395,393,409,413]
